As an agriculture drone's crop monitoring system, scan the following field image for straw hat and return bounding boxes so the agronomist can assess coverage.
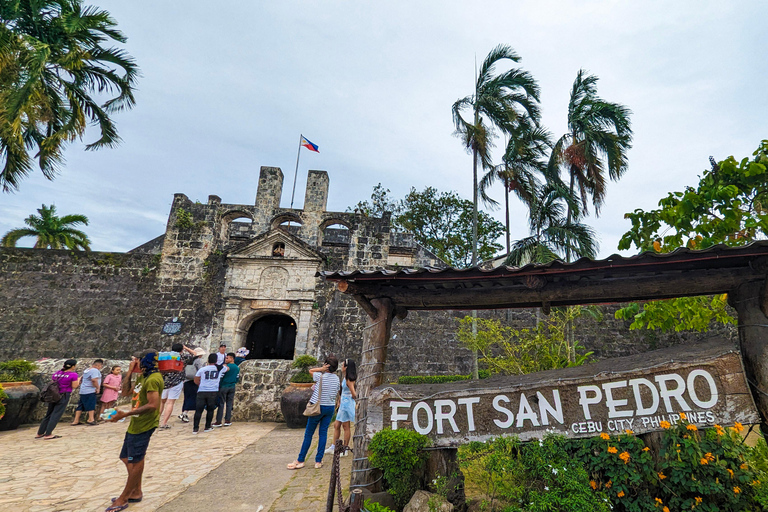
[193,347,206,357]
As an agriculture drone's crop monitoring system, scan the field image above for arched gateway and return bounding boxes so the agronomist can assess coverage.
[245,314,297,360]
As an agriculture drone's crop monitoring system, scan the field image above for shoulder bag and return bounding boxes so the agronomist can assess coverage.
[303,373,322,417]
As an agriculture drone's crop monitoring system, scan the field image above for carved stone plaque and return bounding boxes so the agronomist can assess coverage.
[251,299,291,310]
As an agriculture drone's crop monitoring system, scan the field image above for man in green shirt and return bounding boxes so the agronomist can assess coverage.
[213,352,240,427]
[107,349,164,511]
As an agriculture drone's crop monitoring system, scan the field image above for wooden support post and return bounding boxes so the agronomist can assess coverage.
[349,489,364,512]
[733,280,768,436]
[350,297,395,491]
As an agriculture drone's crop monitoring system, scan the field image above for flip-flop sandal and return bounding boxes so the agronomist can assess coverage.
[112,497,143,503]
[286,461,305,470]
[315,462,323,469]
[105,504,129,512]
[86,421,99,426]
[44,435,62,440]
[35,435,44,439]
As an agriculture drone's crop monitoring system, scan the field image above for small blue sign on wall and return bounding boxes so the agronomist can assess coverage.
[162,318,183,335]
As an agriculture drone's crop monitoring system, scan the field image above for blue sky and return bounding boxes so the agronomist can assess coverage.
[1,1,766,258]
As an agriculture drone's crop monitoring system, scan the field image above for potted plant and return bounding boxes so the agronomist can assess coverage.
[280,355,318,428]
[0,359,40,431]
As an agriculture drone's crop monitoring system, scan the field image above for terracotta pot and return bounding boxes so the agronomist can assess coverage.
[0,381,40,431]
[280,382,314,428]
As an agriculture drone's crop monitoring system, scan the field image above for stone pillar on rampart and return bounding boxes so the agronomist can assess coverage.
[298,170,329,246]
[253,166,284,234]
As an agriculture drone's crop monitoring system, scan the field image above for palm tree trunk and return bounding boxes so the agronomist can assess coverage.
[471,102,480,380]
[504,175,510,255]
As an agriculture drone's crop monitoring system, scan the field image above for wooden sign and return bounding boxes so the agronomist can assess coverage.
[365,340,759,446]
[250,299,291,310]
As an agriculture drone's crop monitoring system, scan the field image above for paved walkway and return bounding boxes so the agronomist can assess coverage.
[0,406,355,512]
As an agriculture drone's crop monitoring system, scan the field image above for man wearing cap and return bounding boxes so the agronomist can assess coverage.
[108,349,164,511]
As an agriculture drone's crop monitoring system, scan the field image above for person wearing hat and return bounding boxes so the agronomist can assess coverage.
[178,347,206,423]
[36,359,80,439]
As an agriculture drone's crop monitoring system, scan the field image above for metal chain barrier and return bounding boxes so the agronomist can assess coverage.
[326,439,352,512]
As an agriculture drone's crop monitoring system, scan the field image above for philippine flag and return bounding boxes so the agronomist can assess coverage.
[301,136,319,153]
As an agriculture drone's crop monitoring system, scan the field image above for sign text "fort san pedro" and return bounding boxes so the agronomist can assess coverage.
[365,342,760,446]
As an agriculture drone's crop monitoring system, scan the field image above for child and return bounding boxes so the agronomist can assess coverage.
[98,365,122,419]
[326,358,357,456]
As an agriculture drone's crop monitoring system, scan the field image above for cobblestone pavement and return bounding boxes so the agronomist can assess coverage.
[0,414,275,512]
[1,407,356,512]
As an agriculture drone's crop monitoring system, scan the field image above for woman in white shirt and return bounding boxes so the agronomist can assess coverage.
[287,356,341,469]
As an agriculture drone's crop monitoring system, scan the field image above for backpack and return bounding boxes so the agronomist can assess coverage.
[40,373,63,403]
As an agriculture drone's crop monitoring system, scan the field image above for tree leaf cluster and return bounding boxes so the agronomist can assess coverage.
[1,203,90,250]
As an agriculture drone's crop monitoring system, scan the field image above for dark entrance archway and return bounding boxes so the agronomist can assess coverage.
[245,314,297,360]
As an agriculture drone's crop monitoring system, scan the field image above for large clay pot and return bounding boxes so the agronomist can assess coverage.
[0,381,40,431]
[280,382,314,429]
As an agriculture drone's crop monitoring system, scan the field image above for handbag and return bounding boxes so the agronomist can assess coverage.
[303,374,322,417]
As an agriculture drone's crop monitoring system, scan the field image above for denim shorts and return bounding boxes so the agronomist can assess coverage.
[76,393,97,412]
[119,428,156,462]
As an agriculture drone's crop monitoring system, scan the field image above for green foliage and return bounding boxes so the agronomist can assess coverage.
[395,187,505,268]
[616,141,768,332]
[174,208,196,230]
[362,499,395,512]
[0,0,139,192]
[397,371,490,385]
[747,438,768,508]
[290,355,318,383]
[369,428,431,508]
[0,384,7,418]
[459,434,610,512]
[0,359,36,382]
[456,308,593,376]
[348,183,400,217]
[1,204,90,250]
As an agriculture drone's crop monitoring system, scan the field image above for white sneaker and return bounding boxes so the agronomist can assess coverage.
[340,450,348,457]
[324,445,335,454]
[204,428,213,433]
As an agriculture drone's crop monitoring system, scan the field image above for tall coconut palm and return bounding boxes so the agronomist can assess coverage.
[452,44,541,267]
[550,70,633,225]
[479,117,552,253]
[0,0,139,192]
[505,181,598,266]
[1,204,90,250]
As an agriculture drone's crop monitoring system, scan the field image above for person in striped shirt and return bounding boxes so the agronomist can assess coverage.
[287,356,340,470]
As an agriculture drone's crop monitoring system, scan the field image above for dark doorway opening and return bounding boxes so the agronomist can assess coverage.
[246,314,297,360]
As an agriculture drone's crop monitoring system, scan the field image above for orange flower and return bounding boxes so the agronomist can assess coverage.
[590,480,597,490]
[619,451,631,464]
[643,446,651,452]
[625,429,634,434]
[727,468,734,477]
[608,446,618,454]
[605,480,613,489]
[700,458,709,465]
[600,433,610,440]
[694,496,703,505]
[733,422,744,433]
[660,421,671,429]
[655,497,663,505]
[617,491,625,498]
[658,472,667,480]
[680,412,687,420]
[663,507,670,512]
[752,480,761,486]
[705,452,715,461]
[687,423,698,431]
[741,463,749,470]
[734,486,741,494]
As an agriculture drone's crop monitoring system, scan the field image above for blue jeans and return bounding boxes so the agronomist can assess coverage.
[298,405,335,463]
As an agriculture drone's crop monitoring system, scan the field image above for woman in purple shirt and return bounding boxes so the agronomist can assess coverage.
[36,359,80,440]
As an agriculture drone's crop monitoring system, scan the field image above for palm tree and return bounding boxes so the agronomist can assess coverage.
[550,70,633,225]
[0,0,139,192]
[479,117,552,253]
[505,181,598,266]
[1,204,90,250]
[452,44,541,267]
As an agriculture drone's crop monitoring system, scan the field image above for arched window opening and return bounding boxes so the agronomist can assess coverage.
[229,217,253,240]
[272,242,285,257]
[278,220,300,236]
[322,223,350,246]
[245,314,297,360]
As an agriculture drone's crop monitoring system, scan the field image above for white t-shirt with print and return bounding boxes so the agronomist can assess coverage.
[195,364,227,392]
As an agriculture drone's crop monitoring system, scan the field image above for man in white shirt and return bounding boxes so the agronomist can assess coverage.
[192,354,227,433]
[72,359,103,426]
[215,344,227,366]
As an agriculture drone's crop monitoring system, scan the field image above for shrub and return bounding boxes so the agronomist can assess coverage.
[369,428,430,508]
[362,499,395,512]
[459,434,610,512]
[290,355,318,383]
[0,384,6,418]
[0,359,36,382]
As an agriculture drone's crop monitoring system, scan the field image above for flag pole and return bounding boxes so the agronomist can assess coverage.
[291,135,302,209]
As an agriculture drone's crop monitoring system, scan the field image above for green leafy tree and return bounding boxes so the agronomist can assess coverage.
[452,44,540,266]
[346,183,400,217]
[0,0,139,192]
[550,70,633,225]
[616,141,768,331]
[506,181,598,266]
[1,204,90,250]
[395,186,504,268]
[480,117,552,253]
